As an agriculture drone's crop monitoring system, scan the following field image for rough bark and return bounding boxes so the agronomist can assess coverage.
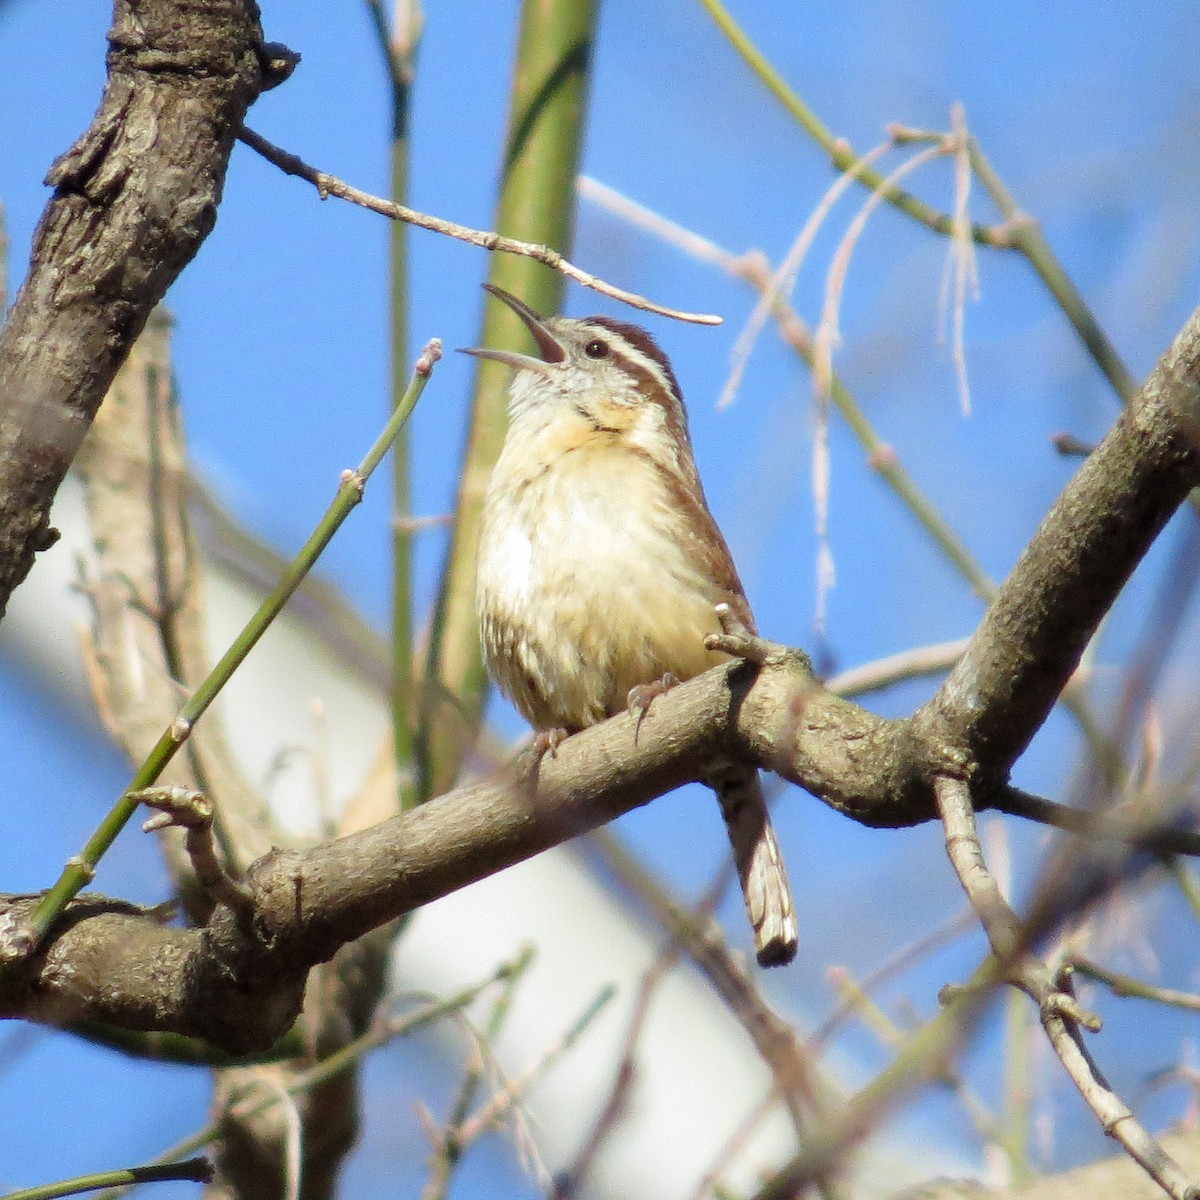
[5,308,1200,1054]
[0,0,289,620]
[912,307,1200,780]
[4,5,1200,1195]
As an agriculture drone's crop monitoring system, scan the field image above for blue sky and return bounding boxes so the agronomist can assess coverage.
[3,0,1200,1195]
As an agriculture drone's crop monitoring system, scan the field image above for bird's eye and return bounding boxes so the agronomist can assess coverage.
[584,338,609,359]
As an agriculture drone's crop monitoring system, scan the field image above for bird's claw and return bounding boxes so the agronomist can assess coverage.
[627,673,680,720]
[532,727,570,761]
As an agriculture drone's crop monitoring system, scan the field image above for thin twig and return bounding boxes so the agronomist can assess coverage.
[686,1088,792,1200]
[92,955,526,1200]
[824,638,969,698]
[1038,978,1199,1200]
[806,906,977,1052]
[420,946,536,1200]
[696,0,1137,405]
[587,825,830,1123]
[577,176,751,276]
[810,143,956,625]
[1052,431,1098,458]
[936,102,979,416]
[933,775,1198,1200]
[826,964,1002,1153]
[815,141,948,394]
[935,776,1090,1015]
[1,1158,212,1200]
[132,786,255,915]
[10,341,441,959]
[718,137,895,411]
[1071,958,1200,1013]
[553,942,681,1200]
[237,126,721,326]
[579,179,997,602]
[453,986,616,1147]
[991,786,1200,857]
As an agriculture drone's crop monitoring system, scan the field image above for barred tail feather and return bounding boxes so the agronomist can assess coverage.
[708,765,798,967]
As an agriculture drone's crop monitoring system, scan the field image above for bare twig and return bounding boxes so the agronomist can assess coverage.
[579,178,998,603]
[988,787,1200,857]
[553,943,681,1200]
[92,958,526,1200]
[718,137,895,411]
[1052,432,1097,458]
[586,827,831,1128]
[237,126,721,326]
[831,964,1007,1157]
[824,638,969,699]
[815,141,949,394]
[453,986,616,1149]
[1039,976,1200,1200]
[810,140,950,623]
[1,1157,212,1200]
[697,0,1137,404]
[936,102,980,416]
[1071,959,1200,1013]
[132,787,255,916]
[15,340,440,959]
[577,175,751,276]
[933,775,1198,1200]
[420,946,536,1200]
[935,776,1095,1021]
[74,310,281,888]
[806,906,976,1052]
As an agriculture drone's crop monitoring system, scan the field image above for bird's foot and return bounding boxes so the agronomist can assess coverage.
[627,673,680,723]
[531,726,570,761]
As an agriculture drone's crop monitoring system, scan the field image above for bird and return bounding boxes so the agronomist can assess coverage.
[463,283,798,967]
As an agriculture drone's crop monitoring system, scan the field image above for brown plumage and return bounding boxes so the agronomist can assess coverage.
[466,285,798,967]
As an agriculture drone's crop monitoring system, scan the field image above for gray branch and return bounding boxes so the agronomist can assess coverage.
[0,0,292,619]
[4,305,1200,1052]
[913,307,1200,777]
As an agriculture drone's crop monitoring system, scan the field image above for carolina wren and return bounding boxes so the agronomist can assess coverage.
[464,284,798,967]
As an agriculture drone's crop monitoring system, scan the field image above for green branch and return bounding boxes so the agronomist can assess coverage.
[12,343,441,958]
[416,0,598,800]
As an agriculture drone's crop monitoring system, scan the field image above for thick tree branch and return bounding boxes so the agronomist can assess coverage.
[0,892,305,1050]
[0,643,1193,1053]
[0,0,291,620]
[6,276,1200,1078]
[913,304,1200,778]
[0,658,843,1051]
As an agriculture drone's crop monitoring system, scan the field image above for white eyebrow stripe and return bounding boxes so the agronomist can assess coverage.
[584,326,677,398]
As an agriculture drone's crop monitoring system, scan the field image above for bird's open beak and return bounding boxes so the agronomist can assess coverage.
[457,283,567,373]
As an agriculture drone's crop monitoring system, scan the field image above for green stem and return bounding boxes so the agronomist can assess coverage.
[91,953,527,1200]
[754,956,1007,1199]
[697,0,997,246]
[19,347,439,954]
[365,0,424,812]
[1072,957,1200,1011]
[2,1159,210,1200]
[697,0,1139,408]
[416,0,597,801]
[998,989,1032,1181]
[827,370,995,599]
[422,946,536,1199]
[967,139,1138,403]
